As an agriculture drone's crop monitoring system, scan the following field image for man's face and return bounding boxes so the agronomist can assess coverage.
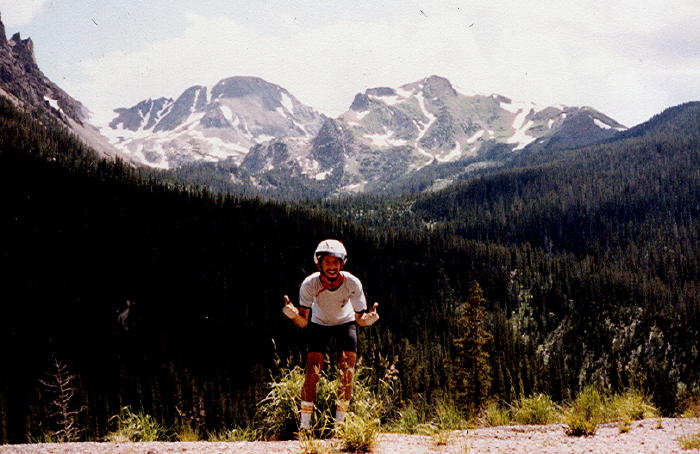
[319,255,343,280]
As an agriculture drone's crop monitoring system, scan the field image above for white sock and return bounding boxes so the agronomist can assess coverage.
[335,400,350,425]
[300,401,314,429]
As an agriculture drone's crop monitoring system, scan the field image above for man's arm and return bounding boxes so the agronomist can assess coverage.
[283,295,310,328]
[356,302,379,327]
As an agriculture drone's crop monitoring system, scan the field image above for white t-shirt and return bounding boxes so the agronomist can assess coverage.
[299,271,368,326]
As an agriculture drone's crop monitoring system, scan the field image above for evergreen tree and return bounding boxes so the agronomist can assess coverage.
[452,281,493,410]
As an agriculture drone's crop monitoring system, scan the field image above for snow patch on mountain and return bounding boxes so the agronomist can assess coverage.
[440,142,462,161]
[364,132,408,147]
[280,92,294,112]
[467,130,484,144]
[43,95,62,113]
[413,91,437,164]
[507,119,536,150]
[314,169,332,180]
[594,118,612,129]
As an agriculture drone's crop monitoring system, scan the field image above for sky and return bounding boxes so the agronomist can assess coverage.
[1,0,698,127]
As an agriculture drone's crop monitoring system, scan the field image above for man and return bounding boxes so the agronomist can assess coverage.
[282,239,379,430]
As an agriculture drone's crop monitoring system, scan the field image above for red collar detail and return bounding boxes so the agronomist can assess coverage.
[316,272,345,297]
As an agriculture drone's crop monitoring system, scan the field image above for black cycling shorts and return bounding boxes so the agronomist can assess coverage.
[307,321,357,353]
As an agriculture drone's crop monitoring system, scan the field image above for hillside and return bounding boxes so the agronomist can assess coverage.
[411,101,700,256]
[1,92,699,445]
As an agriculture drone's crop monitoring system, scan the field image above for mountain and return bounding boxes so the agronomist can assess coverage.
[222,75,627,196]
[0,14,123,160]
[105,76,325,169]
[108,75,626,197]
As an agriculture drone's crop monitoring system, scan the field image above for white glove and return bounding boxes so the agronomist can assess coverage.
[362,311,379,326]
[361,303,379,326]
[283,302,299,320]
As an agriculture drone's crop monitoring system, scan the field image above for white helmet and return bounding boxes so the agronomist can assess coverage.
[314,239,347,265]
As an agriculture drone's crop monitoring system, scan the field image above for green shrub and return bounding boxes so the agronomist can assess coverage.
[410,398,468,447]
[175,424,201,441]
[479,400,512,427]
[29,431,60,443]
[513,393,561,425]
[618,421,631,433]
[608,390,658,423]
[297,430,335,454]
[563,386,606,436]
[257,365,310,439]
[680,394,700,418]
[388,402,425,434]
[207,427,262,441]
[433,398,468,430]
[256,362,382,440]
[338,412,380,452]
[105,406,168,442]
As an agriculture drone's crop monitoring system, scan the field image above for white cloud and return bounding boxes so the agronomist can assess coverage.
[0,0,46,27]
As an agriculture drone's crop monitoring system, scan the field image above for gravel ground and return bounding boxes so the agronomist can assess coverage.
[1,418,698,454]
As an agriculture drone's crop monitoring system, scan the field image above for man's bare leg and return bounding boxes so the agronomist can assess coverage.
[336,350,357,425]
[300,352,324,429]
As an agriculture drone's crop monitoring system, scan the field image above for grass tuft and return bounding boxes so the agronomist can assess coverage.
[388,402,424,434]
[175,424,201,441]
[607,390,658,423]
[563,386,606,437]
[207,427,263,441]
[411,398,469,446]
[680,395,700,418]
[512,393,561,425]
[479,400,512,427]
[337,412,380,453]
[297,429,336,454]
[433,398,468,430]
[105,406,168,442]
[618,421,631,433]
[678,431,700,449]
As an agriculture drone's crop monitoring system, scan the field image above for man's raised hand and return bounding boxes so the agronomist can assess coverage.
[360,303,379,326]
[282,295,299,320]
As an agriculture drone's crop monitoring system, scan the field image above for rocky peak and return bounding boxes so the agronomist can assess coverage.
[492,94,511,104]
[350,93,370,111]
[311,118,351,169]
[366,87,396,97]
[153,85,206,132]
[212,76,271,98]
[212,76,299,112]
[421,75,458,98]
[109,97,172,131]
[8,32,38,68]
[350,87,402,111]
